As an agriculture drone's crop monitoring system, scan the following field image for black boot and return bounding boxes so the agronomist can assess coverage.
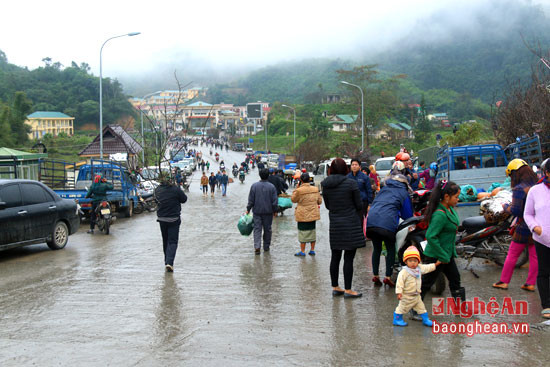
[451,287,466,302]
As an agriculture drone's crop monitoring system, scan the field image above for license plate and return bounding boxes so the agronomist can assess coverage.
[420,240,428,251]
[101,209,110,215]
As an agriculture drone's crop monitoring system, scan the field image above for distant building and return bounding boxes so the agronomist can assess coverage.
[323,94,341,104]
[25,111,74,139]
[427,112,448,121]
[328,114,358,132]
[79,125,142,167]
[387,121,414,140]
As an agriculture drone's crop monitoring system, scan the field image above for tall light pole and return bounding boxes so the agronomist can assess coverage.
[281,104,296,153]
[341,80,365,152]
[99,32,140,159]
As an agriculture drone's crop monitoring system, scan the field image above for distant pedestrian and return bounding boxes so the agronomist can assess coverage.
[155,175,188,272]
[220,170,229,196]
[347,158,373,218]
[246,168,278,254]
[321,158,364,298]
[200,172,209,196]
[524,158,550,319]
[209,172,217,197]
[291,173,322,256]
[206,161,210,171]
[216,171,222,189]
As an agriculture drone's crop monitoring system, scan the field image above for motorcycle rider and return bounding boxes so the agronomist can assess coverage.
[85,175,114,234]
[239,165,246,183]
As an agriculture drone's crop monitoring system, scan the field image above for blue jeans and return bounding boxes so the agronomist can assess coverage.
[159,219,181,266]
[253,214,273,250]
[221,184,227,195]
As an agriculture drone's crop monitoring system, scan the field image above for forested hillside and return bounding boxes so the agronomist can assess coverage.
[0,51,135,129]
[207,1,550,107]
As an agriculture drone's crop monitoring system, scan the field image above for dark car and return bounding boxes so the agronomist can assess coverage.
[0,179,80,251]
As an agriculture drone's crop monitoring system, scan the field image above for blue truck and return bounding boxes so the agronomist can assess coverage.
[436,135,544,221]
[39,159,139,217]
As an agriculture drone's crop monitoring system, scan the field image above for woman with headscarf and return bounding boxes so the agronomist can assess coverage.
[366,161,414,287]
[321,158,365,298]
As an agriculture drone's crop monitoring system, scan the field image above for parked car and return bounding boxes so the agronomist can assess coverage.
[0,179,80,251]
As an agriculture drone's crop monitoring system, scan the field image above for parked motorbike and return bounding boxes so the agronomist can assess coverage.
[455,216,527,276]
[134,193,159,214]
[95,200,113,235]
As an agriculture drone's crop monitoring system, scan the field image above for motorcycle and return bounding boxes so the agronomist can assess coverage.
[134,193,159,214]
[232,168,239,178]
[95,200,113,235]
[220,163,225,171]
[455,216,527,277]
[239,171,245,183]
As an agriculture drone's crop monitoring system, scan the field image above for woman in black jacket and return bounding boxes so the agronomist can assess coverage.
[322,158,365,298]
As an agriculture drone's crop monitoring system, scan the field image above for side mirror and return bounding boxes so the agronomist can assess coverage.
[0,201,6,210]
[84,186,88,191]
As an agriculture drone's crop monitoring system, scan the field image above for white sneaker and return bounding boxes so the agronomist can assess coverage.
[165,265,174,273]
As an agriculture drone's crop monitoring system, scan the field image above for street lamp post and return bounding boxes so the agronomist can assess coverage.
[340,80,365,152]
[281,104,296,153]
[99,32,140,159]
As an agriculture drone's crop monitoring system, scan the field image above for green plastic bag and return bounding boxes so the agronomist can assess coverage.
[278,197,292,209]
[459,184,478,202]
[238,214,254,236]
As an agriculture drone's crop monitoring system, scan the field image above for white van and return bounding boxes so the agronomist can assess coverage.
[374,157,395,185]
[313,158,351,189]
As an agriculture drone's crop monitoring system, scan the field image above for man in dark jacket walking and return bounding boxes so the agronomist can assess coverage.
[347,159,373,218]
[155,177,188,272]
[247,168,278,254]
[86,175,114,234]
[267,169,287,196]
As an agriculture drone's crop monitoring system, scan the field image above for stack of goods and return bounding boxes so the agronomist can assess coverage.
[480,190,513,223]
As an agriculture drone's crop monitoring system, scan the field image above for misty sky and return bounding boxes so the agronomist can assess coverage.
[1,0,549,81]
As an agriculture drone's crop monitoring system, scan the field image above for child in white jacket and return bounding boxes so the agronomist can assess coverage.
[394,246,440,327]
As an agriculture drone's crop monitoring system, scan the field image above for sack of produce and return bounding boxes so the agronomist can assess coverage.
[237,214,254,236]
[278,197,292,209]
[480,190,512,223]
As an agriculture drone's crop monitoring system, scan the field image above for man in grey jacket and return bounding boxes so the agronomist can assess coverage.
[246,168,278,254]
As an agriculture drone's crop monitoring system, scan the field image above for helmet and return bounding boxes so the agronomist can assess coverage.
[94,175,102,183]
[430,162,437,171]
[392,161,406,172]
[395,152,403,161]
[506,159,528,176]
[400,153,410,161]
[542,158,550,174]
[302,168,306,173]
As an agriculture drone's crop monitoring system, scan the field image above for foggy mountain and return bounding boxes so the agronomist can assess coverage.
[119,0,550,103]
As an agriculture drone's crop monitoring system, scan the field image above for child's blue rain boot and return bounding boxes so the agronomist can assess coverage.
[419,312,433,327]
[393,312,408,326]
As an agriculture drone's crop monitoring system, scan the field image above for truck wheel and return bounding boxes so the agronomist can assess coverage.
[124,201,134,218]
[47,221,69,250]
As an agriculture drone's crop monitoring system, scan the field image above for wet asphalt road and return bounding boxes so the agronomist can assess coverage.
[1,147,549,366]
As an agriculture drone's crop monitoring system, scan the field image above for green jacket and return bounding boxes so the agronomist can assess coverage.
[86,181,114,203]
[424,203,460,263]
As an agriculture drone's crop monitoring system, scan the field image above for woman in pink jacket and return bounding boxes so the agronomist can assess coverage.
[524,158,550,319]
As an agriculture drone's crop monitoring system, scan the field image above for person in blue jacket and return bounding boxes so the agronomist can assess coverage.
[366,161,413,287]
[347,158,373,218]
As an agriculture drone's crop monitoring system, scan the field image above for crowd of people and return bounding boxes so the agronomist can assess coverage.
[151,141,550,325]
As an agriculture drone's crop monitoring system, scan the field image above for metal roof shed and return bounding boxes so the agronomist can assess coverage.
[0,147,48,180]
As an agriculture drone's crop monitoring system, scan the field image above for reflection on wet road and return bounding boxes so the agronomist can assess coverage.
[1,148,549,366]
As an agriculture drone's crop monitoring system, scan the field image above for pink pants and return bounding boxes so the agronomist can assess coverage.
[500,241,538,285]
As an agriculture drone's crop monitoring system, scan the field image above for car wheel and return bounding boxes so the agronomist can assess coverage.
[47,221,69,250]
